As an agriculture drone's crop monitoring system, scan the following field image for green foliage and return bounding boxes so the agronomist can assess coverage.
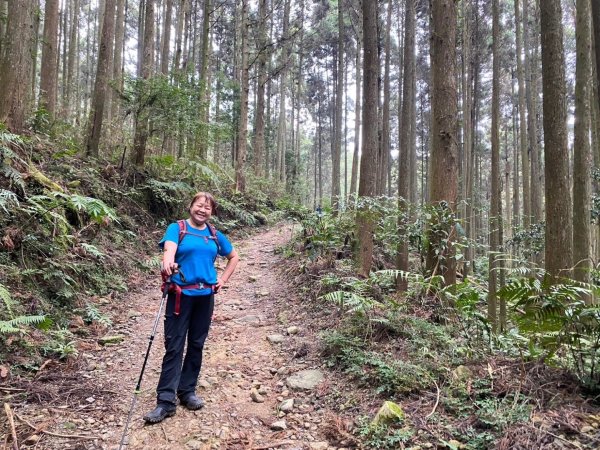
[81,303,112,327]
[498,274,600,384]
[0,315,47,334]
[0,130,27,193]
[0,189,19,213]
[323,330,434,396]
[42,329,78,359]
[506,222,545,260]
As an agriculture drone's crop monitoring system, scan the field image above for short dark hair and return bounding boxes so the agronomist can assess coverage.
[189,192,217,214]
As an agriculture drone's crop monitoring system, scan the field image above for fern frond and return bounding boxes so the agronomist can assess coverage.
[0,283,14,318]
[0,315,46,334]
[1,166,25,191]
[80,243,105,259]
[0,189,19,213]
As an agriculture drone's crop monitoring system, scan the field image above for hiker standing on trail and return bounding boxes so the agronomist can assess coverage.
[144,192,239,423]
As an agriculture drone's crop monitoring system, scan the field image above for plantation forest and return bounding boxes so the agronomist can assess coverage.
[2,0,600,448]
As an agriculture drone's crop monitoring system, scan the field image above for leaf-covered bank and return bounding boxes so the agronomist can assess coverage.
[283,202,600,449]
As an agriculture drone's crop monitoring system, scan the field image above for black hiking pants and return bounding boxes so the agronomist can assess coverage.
[156,292,214,409]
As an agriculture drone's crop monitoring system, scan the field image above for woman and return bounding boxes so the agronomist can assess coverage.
[144,192,239,423]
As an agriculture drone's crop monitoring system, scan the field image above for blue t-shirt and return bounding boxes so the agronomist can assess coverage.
[159,221,233,296]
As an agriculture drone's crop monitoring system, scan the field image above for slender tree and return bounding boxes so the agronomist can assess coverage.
[332,0,344,210]
[357,0,378,277]
[524,0,541,226]
[38,0,60,118]
[540,0,572,278]
[132,0,155,166]
[197,0,210,159]
[86,0,116,157]
[573,0,592,291]
[397,0,415,291]
[235,0,249,192]
[350,31,362,199]
[0,0,35,132]
[253,0,268,177]
[489,0,501,331]
[427,0,459,285]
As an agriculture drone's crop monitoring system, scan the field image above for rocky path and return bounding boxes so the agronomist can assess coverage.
[14,224,344,450]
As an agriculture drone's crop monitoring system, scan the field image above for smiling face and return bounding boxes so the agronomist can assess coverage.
[189,195,213,227]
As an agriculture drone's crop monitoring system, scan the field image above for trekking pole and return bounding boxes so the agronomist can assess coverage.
[118,269,184,449]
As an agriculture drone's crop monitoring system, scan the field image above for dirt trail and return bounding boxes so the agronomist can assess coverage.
[14,224,343,450]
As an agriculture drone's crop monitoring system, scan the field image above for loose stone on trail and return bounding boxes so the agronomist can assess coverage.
[267,334,285,344]
[287,325,300,335]
[250,387,265,403]
[279,398,294,412]
[286,369,325,391]
[270,420,287,431]
[98,335,125,345]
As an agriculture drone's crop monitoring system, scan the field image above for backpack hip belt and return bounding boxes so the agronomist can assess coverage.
[161,280,214,315]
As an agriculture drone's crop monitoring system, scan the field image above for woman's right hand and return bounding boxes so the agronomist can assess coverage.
[162,242,178,276]
[161,261,179,276]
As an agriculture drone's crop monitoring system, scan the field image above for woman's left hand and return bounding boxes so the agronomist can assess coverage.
[214,278,224,293]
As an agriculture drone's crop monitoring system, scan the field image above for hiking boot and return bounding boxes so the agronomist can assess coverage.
[143,405,176,423]
[179,394,204,410]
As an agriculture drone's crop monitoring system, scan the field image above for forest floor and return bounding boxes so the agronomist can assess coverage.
[2,223,357,450]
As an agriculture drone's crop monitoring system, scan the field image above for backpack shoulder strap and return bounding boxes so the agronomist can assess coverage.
[177,219,187,245]
[207,222,221,255]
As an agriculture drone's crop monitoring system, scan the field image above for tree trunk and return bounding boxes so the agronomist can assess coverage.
[514,0,530,230]
[396,0,415,291]
[594,1,600,118]
[0,0,35,132]
[172,0,185,73]
[111,0,125,119]
[276,0,291,183]
[234,0,249,192]
[488,0,501,332]
[253,0,268,177]
[540,0,572,279]
[357,0,378,277]
[196,0,210,159]
[332,0,344,211]
[524,0,541,226]
[0,1,7,57]
[427,0,458,286]
[350,32,361,199]
[132,0,155,167]
[39,0,60,118]
[86,0,116,157]
[65,0,80,121]
[161,0,173,74]
[573,0,592,293]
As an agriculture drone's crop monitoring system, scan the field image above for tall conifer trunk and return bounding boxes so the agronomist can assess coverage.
[428,0,459,285]
[540,0,572,278]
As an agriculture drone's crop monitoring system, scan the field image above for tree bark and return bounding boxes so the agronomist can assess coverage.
[253,0,268,177]
[397,0,415,291]
[86,0,116,157]
[110,0,125,120]
[234,0,249,192]
[573,0,592,292]
[39,0,60,118]
[132,0,155,167]
[427,0,458,285]
[196,0,210,159]
[0,0,35,132]
[540,0,572,279]
[332,0,344,210]
[350,31,361,199]
[357,0,378,277]
[524,0,542,226]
